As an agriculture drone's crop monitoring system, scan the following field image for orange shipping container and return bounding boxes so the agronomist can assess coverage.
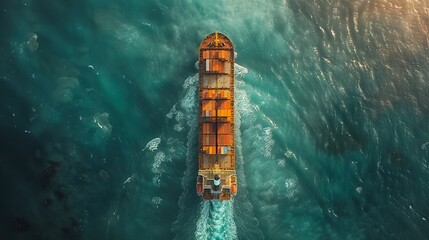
[209,146,216,154]
[203,51,208,59]
[218,123,230,134]
[203,76,217,88]
[202,100,215,110]
[205,59,225,73]
[202,110,212,117]
[218,76,230,88]
[218,100,231,110]
[201,50,230,62]
[218,110,231,117]
[218,135,232,145]
[202,146,212,154]
[217,90,230,99]
[203,123,216,134]
[202,90,216,99]
[203,135,216,145]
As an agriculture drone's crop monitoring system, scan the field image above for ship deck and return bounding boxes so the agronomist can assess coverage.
[197,32,236,200]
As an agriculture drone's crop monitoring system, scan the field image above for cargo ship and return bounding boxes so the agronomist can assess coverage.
[196,32,237,200]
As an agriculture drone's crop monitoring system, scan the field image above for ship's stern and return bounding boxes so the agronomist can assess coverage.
[196,172,237,200]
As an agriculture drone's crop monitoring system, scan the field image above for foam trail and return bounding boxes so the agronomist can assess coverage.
[195,201,237,240]
[142,137,161,152]
[231,66,266,240]
[171,73,201,239]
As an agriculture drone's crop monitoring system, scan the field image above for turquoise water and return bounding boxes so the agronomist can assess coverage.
[1,0,429,239]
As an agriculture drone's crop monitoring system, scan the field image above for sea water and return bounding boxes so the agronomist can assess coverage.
[0,0,428,239]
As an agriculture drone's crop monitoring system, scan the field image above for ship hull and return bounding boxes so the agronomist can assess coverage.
[197,32,236,200]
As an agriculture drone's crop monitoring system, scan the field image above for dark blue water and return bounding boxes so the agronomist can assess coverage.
[1,0,428,239]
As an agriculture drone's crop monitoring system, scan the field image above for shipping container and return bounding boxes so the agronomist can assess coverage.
[202,50,230,60]
[218,123,231,134]
[218,135,232,145]
[218,75,230,88]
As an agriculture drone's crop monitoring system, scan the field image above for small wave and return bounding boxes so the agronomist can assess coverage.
[234,63,248,76]
[183,74,198,91]
[173,124,184,132]
[143,137,161,152]
[230,67,266,239]
[152,175,161,187]
[167,104,186,132]
[93,113,111,132]
[277,159,286,168]
[167,104,185,122]
[277,178,298,200]
[261,127,275,158]
[151,151,172,187]
[195,201,237,240]
[284,150,296,159]
[151,196,162,209]
[151,151,166,174]
[175,111,185,122]
[166,104,177,119]
[235,84,257,124]
[171,73,200,239]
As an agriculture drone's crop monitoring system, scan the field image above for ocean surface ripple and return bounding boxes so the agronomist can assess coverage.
[0,0,428,239]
